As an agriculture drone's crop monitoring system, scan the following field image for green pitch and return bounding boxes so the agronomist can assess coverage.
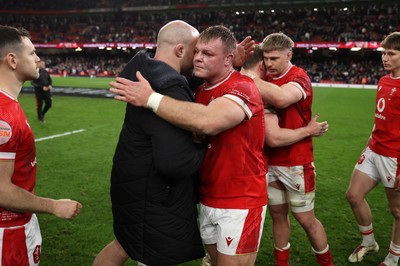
[24,76,114,89]
[18,85,391,266]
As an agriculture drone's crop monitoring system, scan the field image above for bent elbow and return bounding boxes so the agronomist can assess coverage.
[265,139,279,148]
[265,135,282,148]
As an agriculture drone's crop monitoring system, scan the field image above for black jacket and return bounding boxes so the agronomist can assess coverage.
[31,68,52,90]
[111,50,205,265]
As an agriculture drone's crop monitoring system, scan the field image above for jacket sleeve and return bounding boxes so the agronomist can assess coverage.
[48,72,52,86]
[143,85,205,179]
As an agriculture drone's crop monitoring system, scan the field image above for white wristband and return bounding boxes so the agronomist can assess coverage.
[146,92,164,112]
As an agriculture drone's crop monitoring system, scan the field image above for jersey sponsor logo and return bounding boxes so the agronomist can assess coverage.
[33,245,41,264]
[0,120,12,145]
[225,236,233,247]
[377,98,385,113]
[375,98,386,120]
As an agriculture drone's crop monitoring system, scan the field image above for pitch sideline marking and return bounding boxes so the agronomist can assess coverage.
[35,129,86,142]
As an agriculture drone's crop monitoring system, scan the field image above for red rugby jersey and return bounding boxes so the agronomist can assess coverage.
[196,71,267,209]
[266,65,314,166]
[0,90,35,226]
[369,75,400,158]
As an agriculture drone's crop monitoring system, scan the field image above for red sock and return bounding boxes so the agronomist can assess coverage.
[274,247,290,266]
[315,249,334,266]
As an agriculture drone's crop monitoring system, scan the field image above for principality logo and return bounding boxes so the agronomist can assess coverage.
[225,236,233,247]
[0,120,12,145]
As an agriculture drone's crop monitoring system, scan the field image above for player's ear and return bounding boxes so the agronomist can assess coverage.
[174,43,185,58]
[258,60,265,72]
[6,53,17,70]
[287,50,292,62]
[224,52,234,67]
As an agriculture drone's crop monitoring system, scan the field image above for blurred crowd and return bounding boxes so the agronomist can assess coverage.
[0,4,398,43]
[42,55,125,78]
[0,0,349,10]
[39,49,386,85]
[0,1,395,84]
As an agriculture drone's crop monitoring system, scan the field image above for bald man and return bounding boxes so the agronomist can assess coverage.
[92,20,205,266]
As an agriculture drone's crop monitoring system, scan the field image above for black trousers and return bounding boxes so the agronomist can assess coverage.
[34,87,52,121]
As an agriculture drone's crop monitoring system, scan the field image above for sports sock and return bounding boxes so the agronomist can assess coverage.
[313,245,334,266]
[383,241,400,265]
[358,223,376,246]
[274,243,290,266]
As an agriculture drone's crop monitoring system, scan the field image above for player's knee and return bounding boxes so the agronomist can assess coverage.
[294,213,320,234]
[388,204,400,220]
[345,189,360,206]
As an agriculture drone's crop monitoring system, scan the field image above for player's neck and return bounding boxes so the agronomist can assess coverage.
[0,82,21,99]
[0,88,19,99]
[391,68,400,78]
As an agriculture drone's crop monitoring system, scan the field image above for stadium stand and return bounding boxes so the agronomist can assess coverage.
[0,0,397,84]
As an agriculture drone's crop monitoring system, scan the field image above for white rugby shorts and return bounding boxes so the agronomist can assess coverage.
[355,147,400,188]
[268,163,316,213]
[199,204,266,256]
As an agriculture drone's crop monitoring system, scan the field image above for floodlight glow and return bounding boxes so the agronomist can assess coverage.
[350,47,362,51]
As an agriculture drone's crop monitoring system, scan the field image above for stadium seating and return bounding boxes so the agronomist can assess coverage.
[0,1,397,83]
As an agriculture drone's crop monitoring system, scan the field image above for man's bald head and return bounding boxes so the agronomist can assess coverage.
[154,20,199,75]
[157,20,199,49]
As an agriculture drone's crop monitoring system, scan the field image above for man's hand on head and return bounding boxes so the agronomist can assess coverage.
[233,36,256,67]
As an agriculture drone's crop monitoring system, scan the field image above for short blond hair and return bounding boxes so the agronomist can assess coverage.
[261,32,294,53]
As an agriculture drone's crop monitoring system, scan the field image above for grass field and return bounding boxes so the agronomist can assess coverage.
[17,83,392,266]
[24,76,115,90]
